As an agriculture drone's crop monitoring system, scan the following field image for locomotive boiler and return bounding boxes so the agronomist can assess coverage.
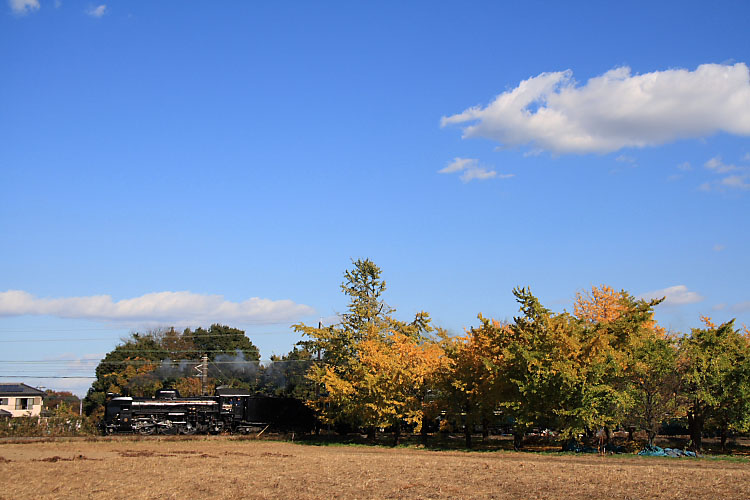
[101,387,316,435]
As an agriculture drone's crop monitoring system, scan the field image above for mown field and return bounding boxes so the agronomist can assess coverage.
[1,437,749,499]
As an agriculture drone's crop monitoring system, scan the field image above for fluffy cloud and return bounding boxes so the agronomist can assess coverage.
[86,4,106,17]
[0,290,315,325]
[8,0,39,14]
[638,285,704,306]
[442,63,750,155]
[438,157,513,183]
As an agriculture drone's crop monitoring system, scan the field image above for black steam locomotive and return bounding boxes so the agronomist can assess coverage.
[101,387,316,435]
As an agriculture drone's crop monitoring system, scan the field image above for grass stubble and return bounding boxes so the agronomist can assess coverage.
[0,438,748,499]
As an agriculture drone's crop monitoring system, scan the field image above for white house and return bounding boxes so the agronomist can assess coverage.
[0,383,45,417]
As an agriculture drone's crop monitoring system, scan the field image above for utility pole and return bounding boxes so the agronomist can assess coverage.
[195,354,209,396]
[315,321,322,400]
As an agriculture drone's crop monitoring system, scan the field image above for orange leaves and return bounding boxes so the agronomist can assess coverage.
[314,328,449,432]
[574,285,626,323]
[575,284,666,339]
[700,315,717,329]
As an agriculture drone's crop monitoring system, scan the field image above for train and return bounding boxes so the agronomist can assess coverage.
[101,387,317,435]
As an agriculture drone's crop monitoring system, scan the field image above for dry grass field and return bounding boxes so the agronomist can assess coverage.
[1,437,748,499]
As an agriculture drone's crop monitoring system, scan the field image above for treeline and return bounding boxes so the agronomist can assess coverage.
[294,259,750,451]
[83,259,750,452]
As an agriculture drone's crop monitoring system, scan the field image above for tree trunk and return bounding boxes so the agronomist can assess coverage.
[481,418,489,442]
[392,422,401,447]
[420,422,428,446]
[464,425,472,449]
[647,430,656,448]
[720,427,728,453]
[687,406,704,452]
[367,426,376,443]
[513,430,523,451]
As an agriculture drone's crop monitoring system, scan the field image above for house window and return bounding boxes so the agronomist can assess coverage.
[15,398,33,410]
[0,398,8,405]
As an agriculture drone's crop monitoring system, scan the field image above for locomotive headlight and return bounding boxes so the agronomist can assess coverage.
[124,418,128,422]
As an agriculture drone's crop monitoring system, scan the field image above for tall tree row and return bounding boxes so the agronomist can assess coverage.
[298,264,750,451]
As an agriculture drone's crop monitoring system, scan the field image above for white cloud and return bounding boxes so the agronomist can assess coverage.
[713,244,726,252]
[0,290,315,325]
[439,157,477,174]
[442,63,750,155]
[701,155,750,191]
[86,4,106,17]
[720,174,750,190]
[744,153,750,161]
[438,157,513,183]
[704,156,739,173]
[677,162,692,171]
[461,168,497,182]
[638,285,704,306]
[9,0,39,14]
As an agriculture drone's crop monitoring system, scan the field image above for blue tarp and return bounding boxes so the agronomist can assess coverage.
[638,445,696,457]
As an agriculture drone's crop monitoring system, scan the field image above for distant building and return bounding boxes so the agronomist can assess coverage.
[0,383,45,417]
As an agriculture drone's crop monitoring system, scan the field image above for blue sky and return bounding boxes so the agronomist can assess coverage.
[2,1,749,395]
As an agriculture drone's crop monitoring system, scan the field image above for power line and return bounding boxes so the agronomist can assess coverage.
[0,359,313,365]
[0,331,297,342]
[0,376,96,379]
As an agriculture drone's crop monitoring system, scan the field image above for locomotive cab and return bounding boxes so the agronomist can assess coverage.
[103,397,133,434]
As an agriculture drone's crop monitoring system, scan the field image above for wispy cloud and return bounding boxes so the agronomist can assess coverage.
[700,156,750,191]
[0,290,315,325]
[705,156,739,174]
[638,285,704,306]
[677,162,692,171]
[86,4,106,18]
[730,301,750,313]
[713,244,726,252]
[438,157,512,183]
[8,0,39,14]
[442,63,750,155]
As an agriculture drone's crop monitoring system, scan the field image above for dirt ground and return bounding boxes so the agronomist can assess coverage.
[1,437,748,499]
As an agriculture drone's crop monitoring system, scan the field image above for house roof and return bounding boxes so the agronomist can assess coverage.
[0,409,12,417]
[0,383,45,397]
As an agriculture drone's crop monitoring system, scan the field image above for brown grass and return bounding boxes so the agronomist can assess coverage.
[1,438,748,499]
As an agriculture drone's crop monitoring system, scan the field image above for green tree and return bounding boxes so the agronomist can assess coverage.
[340,258,393,337]
[504,288,584,446]
[83,326,262,417]
[624,335,681,446]
[187,324,260,361]
[83,332,167,415]
[679,318,750,451]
